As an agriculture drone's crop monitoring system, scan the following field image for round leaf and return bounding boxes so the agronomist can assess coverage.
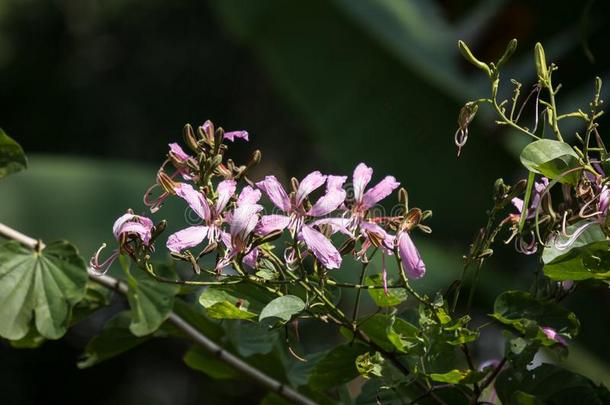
[0,240,87,340]
[259,295,305,322]
[520,139,580,185]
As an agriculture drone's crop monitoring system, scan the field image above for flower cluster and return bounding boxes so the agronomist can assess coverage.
[91,120,428,291]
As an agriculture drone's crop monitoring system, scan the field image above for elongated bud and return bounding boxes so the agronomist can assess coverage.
[403,208,422,231]
[458,40,491,76]
[200,120,215,147]
[291,177,299,194]
[339,238,356,255]
[183,124,199,152]
[252,230,284,248]
[157,171,178,194]
[493,178,508,201]
[398,187,409,211]
[214,127,225,148]
[250,149,262,166]
[208,154,223,169]
[534,42,549,83]
[496,38,517,68]
[200,241,218,256]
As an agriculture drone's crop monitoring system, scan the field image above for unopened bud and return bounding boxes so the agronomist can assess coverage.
[250,149,262,166]
[534,42,549,83]
[157,171,178,194]
[291,177,299,194]
[200,120,215,146]
[398,187,409,211]
[208,154,223,169]
[183,123,199,152]
[403,208,422,231]
[458,40,491,76]
[496,38,517,68]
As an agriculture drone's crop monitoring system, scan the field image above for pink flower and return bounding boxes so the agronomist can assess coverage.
[350,163,400,225]
[217,186,263,269]
[397,231,425,279]
[90,211,154,275]
[541,326,567,346]
[166,181,236,253]
[256,172,346,269]
[510,177,549,223]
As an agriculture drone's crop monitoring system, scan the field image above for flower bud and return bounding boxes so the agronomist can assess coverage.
[496,38,517,68]
[183,123,199,152]
[458,40,491,76]
[157,171,178,194]
[534,42,549,83]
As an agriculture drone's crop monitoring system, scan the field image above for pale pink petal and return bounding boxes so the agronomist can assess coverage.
[113,213,154,244]
[301,225,342,269]
[296,171,327,206]
[216,180,237,212]
[224,130,249,142]
[175,183,211,221]
[326,175,348,190]
[256,214,290,235]
[398,231,425,279]
[541,326,567,346]
[166,225,209,252]
[312,217,353,237]
[243,248,259,268]
[511,197,524,214]
[237,186,262,206]
[220,231,231,249]
[309,188,346,217]
[168,143,191,160]
[362,176,400,209]
[256,176,291,212]
[231,204,263,241]
[360,222,394,254]
[353,163,373,203]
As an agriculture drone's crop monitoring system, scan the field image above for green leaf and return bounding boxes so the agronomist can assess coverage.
[496,363,610,404]
[0,128,27,179]
[199,287,257,320]
[542,221,610,281]
[122,259,180,336]
[355,351,385,379]
[259,295,305,322]
[78,311,153,368]
[365,275,407,307]
[345,314,420,353]
[183,345,241,380]
[309,343,368,390]
[0,240,87,340]
[225,320,278,357]
[491,291,579,338]
[520,139,580,185]
[429,369,472,384]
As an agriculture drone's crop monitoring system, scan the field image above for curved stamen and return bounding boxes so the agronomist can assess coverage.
[89,243,119,275]
[554,221,595,251]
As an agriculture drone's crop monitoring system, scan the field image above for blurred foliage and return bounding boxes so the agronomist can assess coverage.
[2,0,610,403]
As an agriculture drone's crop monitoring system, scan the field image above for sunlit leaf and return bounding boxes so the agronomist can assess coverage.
[520,139,580,185]
[259,295,305,322]
[0,240,87,340]
[0,128,27,179]
[365,274,407,307]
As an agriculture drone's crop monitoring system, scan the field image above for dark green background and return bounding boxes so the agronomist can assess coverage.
[1,1,610,403]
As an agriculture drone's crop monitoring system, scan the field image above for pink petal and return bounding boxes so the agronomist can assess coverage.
[166,225,209,252]
[362,176,400,209]
[326,175,348,190]
[175,183,211,221]
[256,176,291,212]
[312,217,353,237]
[112,213,154,244]
[256,214,290,235]
[398,231,425,279]
[168,143,191,160]
[360,222,394,254]
[237,186,262,206]
[230,203,263,241]
[353,163,373,203]
[541,326,567,346]
[296,171,327,206]
[243,248,259,268]
[511,197,524,214]
[224,130,249,142]
[216,180,237,212]
[309,187,346,216]
[301,225,342,269]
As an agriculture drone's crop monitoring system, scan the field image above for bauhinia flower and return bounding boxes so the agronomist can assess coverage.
[256,172,346,269]
[166,180,236,253]
[218,186,263,270]
[541,326,567,346]
[90,211,154,275]
[349,163,400,227]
